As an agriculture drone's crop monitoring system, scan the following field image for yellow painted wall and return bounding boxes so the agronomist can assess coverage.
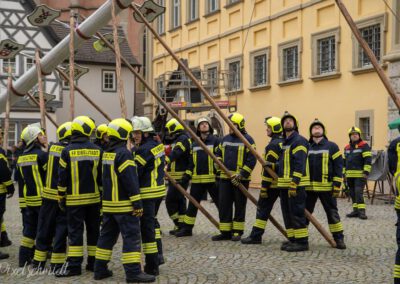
[152,0,393,185]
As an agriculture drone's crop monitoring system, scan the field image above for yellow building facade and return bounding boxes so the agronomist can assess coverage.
[149,0,400,185]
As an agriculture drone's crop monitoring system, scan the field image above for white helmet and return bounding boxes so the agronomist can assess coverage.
[22,125,43,146]
[194,116,211,129]
[131,116,154,132]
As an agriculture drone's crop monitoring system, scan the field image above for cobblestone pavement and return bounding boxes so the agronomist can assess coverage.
[0,188,396,283]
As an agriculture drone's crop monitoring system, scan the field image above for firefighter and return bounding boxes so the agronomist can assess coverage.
[94,118,155,283]
[343,127,371,220]
[212,113,256,242]
[388,132,400,284]
[32,122,72,270]
[306,119,346,249]
[56,116,102,277]
[175,116,219,238]
[241,116,283,244]
[0,128,15,259]
[132,116,166,276]
[94,124,109,150]
[278,111,310,252]
[17,124,48,266]
[164,118,192,234]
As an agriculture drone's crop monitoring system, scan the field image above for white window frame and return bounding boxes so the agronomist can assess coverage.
[24,56,36,73]
[171,0,181,30]
[157,0,165,34]
[225,56,242,92]
[0,56,19,75]
[355,109,374,146]
[187,0,198,22]
[278,38,302,86]
[102,70,117,92]
[204,62,220,97]
[249,47,270,89]
[206,0,219,15]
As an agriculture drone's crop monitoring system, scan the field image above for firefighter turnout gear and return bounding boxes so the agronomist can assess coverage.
[213,130,256,240]
[95,124,108,139]
[57,119,102,276]
[343,128,371,219]
[228,113,246,131]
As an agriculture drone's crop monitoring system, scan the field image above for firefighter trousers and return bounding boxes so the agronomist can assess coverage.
[347,178,366,211]
[33,199,67,267]
[94,213,142,278]
[218,179,249,236]
[280,187,308,244]
[19,206,40,266]
[155,198,163,258]
[182,182,219,229]
[249,188,280,239]
[141,199,158,270]
[0,194,5,239]
[166,180,189,228]
[394,211,400,284]
[305,191,344,240]
[65,203,100,271]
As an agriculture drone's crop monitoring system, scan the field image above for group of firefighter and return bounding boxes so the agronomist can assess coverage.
[4,108,400,282]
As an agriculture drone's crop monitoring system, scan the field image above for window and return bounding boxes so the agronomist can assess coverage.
[171,0,181,29]
[227,0,241,5]
[250,48,270,88]
[205,63,219,96]
[311,28,340,80]
[187,0,198,22]
[352,14,387,71]
[393,0,400,50]
[25,57,35,72]
[157,0,165,34]
[225,57,242,92]
[206,0,219,14]
[278,38,302,85]
[355,109,374,145]
[359,117,370,140]
[102,70,116,92]
[1,57,18,75]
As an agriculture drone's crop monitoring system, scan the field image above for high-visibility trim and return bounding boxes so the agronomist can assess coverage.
[59,158,67,168]
[253,219,267,229]
[155,228,161,240]
[292,145,307,154]
[293,171,303,178]
[353,203,358,209]
[19,197,27,208]
[185,170,193,176]
[362,151,372,158]
[322,153,329,183]
[168,171,185,179]
[142,242,158,254]
[66,192,100,206]
[129,194,141,202]
[140,186,166,199]
[3,180,12,186]
[34,249,48,262]
[306,181,333,191]
[118,160,135,173]
[135,155,147,166]
[21,236,35,248]
[1,223,5,232]
[328,222,343,233]
[102,200,133,213]
[183,215,196,225]
[87,246,96,257]
[42,187,59,201]
[363,165,372,172]
[175,142,186,152]
[294,228,308,239]
[178,215,185,223]
[242,165,252,174]
[121,252,141,264]
[219,222,232,232]
[95,247,113,261]
[266,150,279,160]
[395,196,400,210]
[287,228,294,238]
[332,151,342,160]
[357,203,366,209]
[68,246,84,257]
[232,221,245,231]
[50,252,66,264]
[345,170,364,178]
[333,177,343,183]
[170,212,179,220]
[394,264,400,278]
[191,175,216,183]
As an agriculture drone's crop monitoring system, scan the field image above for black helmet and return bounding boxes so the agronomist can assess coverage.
[281,111,299,131]
[309,118,327,141]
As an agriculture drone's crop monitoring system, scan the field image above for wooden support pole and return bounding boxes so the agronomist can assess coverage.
[35,49,47,130]
[3,67,12,150]
[25,92,59,128]
[335,0,400,111]
[69,10,76,120]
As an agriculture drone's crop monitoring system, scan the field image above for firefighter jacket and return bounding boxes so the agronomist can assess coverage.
[165,131,192,180]
[343,140,372,178]
[306,138,343,191]
[102,141,142,214]
[14,151,26,208]
[43,142,68,201]
[277,131,310,189]
[261,135,283,189]
[17,144,48,207]
[134,136,166,200]
[0,147,14,195]
[187,134,220,184]
[216,132,256,181]
[58,135,102,206]
[388,137,400,210]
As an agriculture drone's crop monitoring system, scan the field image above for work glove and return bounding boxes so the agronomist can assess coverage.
[260,188,268,199]
[132,200,143,217]
[332,186,341,198]
[288,188,297,198]
[58,197,66,212]
[231,173,243,187]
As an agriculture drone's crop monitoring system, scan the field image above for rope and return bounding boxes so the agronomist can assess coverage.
[241,0,257,54]
[382,0,400,24]
[69,10,75,120]
[111,0,127,118]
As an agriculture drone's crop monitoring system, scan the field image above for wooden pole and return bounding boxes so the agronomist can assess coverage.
[25,92,58,128]
[165,172,219,229]
[69,10,76,120]
[35,49,47,130]
[96,31,289,239]
[56,67,112,121]
[3,67,12,150]
[335,0,400,110]
[111,0,127,118]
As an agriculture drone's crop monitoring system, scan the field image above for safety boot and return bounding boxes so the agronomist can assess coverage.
[335,239,347,250]
[346,209,359,218]
[211,233,231,241]
[285,242,309,252]
[175,228,192,237]
[0,231,12,247]
[126,272,156,283]
[241,236,262,245]
[358,209,368,220]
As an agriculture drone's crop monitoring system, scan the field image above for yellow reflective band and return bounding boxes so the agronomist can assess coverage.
[95,247,112,261]
[242,165,252,174]
[118,160,135,173]
[4,180,12,186]
[178,215,185,222]
[357,203,366,209]
[1,222,6,232]
[155,228,161,239]
[328,222,344,233]
[232,221,245,230]
[59,158,67,168]
[294,228,308,238]
[68,246,84,257]
[292,145,307,154]
[21,236,35,248]
[322,153,329,183]
[333,177,343,183]
[219,222,232,231]
[87,246,96,257]
[184,215,196,225]
[287,228,294,238]
[129,194,141,202]
[293,171,302,178]
[142,242,158,254]
[353,203,358,208]
[170,212,179,220]
[395,196,400,210]
[363,165,372,172]
[175,142,186,152]
[254,219,267,229]
[121,252,141,264]
[34,250,48,262]
[394,264,400,278]
[135,155,147,166]
[50,252,66,264]
[362,151,372,158]
[332,151,342,160]
[266,150,279,160]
